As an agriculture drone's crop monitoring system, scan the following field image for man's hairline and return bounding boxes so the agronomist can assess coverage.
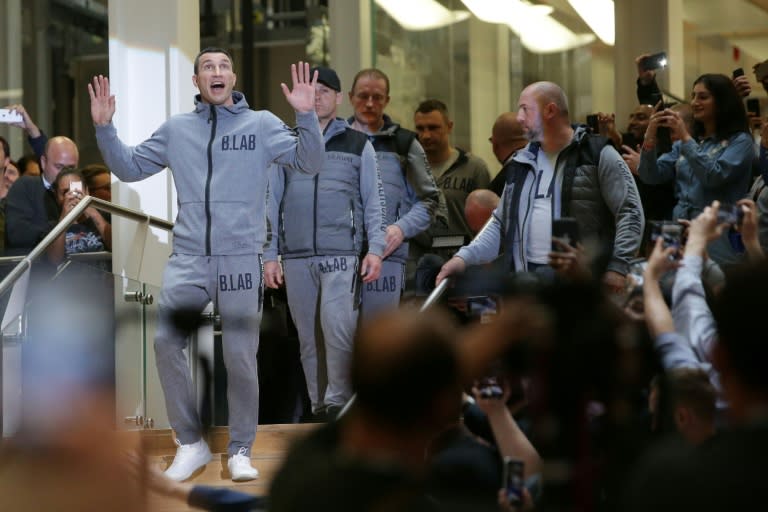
[195,51,235,75]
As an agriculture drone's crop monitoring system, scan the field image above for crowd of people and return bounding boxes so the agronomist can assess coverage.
[3,46,768,512]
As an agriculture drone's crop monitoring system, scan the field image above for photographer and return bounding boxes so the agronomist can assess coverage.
[638,74,753,266]
[46,168,111,265]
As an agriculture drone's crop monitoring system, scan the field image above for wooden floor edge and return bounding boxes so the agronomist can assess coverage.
[117,423,319,455]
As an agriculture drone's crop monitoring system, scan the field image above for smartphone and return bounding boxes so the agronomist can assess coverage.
[0,108,22,124]
[747,98,761,117]
[586,114,599,134]
[733,67,745,78]
[69,181,83,194]
[477,376,504,399]
[755,60,768,82]
[502,457,525,506]
[649,221,684,258]
[640,51,668,71]
[648,94,673,152]
[716,203,744,225]
[466,295,497,324]
[551,217,580,252]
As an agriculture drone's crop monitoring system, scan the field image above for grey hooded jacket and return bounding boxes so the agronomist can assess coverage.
[456,127,644,275]
[94,91,324,256]
[264,117,387,260]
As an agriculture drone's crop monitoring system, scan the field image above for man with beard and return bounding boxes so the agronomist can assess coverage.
[436,81,643,293]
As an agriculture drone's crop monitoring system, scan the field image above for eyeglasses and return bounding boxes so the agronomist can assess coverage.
[353,93,387,104]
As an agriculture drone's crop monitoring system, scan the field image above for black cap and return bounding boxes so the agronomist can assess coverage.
[312,66,341,92]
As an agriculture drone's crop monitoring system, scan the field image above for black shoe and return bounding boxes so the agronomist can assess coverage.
[325,405,342,421]
[300,408,327,423]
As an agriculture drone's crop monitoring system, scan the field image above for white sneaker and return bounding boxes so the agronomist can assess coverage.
[228,447,259,482]
[164,438,212,482]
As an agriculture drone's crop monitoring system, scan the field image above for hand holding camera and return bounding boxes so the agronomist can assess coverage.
[685,201,727,257]
[650,108,689,142]
[644,237,680,283]
[60,180,85,219]
[636,52,666,85]
[733,199,763,260]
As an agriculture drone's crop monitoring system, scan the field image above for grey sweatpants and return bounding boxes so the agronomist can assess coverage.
[360,259,404,320]
[283,255,359,413]
[154,253,263,457]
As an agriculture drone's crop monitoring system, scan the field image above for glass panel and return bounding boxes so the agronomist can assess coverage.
[1,264,25,438]
[47,258,148,432]
[141,280,169,430]
[113,270,149,431]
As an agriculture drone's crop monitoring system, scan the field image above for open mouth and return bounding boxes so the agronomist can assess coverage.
[211,81,226,91]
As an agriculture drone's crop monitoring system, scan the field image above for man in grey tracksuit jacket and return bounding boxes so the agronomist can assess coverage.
[265,113,387,415]
[265,67,386,416]
[348,69,440,316]
[89,54,323,481]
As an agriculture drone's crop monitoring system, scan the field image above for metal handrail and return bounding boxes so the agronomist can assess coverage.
[0,196,174,298]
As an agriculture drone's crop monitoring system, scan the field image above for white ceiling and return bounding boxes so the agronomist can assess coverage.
[537,0,768,60]
[683,0,768,60]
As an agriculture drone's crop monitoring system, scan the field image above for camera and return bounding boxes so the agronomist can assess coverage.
[640,51,668,71]
[650,221,684,258]
[586,114,599,134]
[716,203,744,226]
[466,295,498,324]
[0,108,23,124]
[503,457,525,506]
[477,376,504,399]
[733,67,745,78]
[746,98,761,118]
[69,181,83,195]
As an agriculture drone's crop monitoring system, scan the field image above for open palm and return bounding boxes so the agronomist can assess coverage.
[88,75,116,126]
[280,62,318,113]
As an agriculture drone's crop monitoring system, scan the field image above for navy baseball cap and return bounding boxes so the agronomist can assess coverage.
[312,66,341,92]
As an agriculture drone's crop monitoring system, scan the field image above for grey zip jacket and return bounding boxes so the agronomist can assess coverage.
[348,115,439,264]
[94,91,324,256]
[264,117,387,260]
[456,127,643,275]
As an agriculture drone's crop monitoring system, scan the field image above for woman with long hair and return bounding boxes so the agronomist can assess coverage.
[638,73,754,265]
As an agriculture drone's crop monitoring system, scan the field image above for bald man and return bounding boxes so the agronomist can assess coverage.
[438,82,643,293]
[6,136,79,253]
[488,113,529,196]
[464,189,499,234]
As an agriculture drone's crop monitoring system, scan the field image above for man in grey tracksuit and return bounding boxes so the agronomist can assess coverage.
[88,50,324,482]
[264,67,387,418]
[347,68,440,316]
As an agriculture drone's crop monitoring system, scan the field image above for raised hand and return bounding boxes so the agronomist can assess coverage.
[4,104,41,137]
[87,75,116,126]
[280,62,318,114]
[635,53,657,85]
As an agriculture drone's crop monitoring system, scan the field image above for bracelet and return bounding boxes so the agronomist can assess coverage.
[642,139,656,151]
